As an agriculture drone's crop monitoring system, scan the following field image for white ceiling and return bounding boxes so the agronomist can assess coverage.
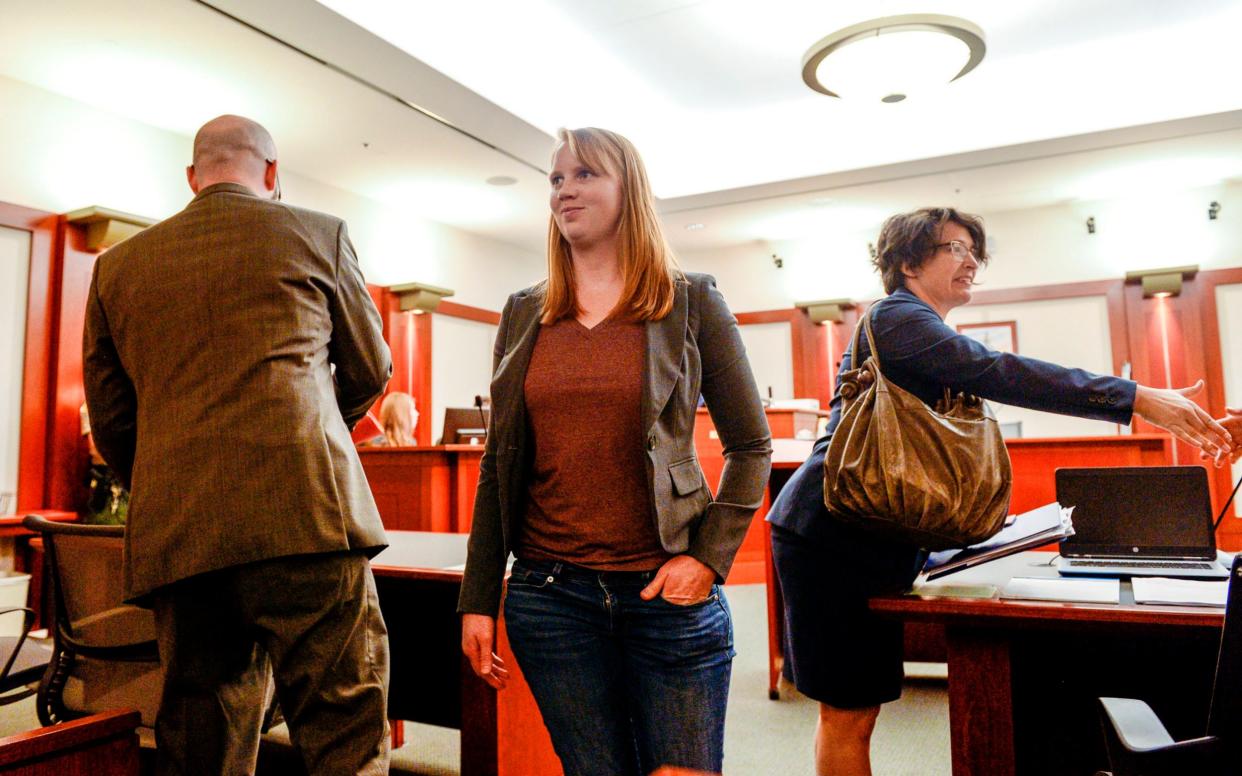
[2,0,1242,257]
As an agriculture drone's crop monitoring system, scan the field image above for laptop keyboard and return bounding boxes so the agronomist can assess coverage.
[1068,560,1216,570]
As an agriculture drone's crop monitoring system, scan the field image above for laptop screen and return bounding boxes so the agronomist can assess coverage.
[1056,466,1215,558]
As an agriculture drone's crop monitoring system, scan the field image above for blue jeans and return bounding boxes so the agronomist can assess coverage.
[503,558,735,776]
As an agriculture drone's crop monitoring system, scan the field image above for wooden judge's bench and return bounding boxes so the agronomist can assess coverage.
[356,407,827,585]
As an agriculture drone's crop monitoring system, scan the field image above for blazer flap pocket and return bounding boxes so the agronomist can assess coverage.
[669,458,705,496]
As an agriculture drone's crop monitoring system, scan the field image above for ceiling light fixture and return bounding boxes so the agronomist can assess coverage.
[486,175,518,186]
[802,14,986,103]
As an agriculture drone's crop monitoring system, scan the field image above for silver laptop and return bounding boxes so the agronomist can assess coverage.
[1056,466,1229,579]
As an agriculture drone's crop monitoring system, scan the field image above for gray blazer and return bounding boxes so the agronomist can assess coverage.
[83,183,392,601]
[458,272,772,616]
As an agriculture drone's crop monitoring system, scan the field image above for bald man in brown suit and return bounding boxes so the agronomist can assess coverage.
[84,115,392,775]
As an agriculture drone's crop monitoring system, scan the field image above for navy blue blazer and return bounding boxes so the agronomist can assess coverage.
[768,287,1137,543]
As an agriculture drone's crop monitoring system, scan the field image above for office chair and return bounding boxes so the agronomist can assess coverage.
[1094,555,1242,776]
[0,606,52,706]
[22,515,306,773]
[21,514,161,728]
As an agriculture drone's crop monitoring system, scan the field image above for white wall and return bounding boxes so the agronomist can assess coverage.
[946,296,1118,438]
[430,315,497,443]
[1217,283,1242,519]
[737,322,794,402]
[0,75,543,310]
[678,183,1242,313]
[0,227,30,512]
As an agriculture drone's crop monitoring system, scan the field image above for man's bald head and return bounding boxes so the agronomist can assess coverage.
[187,115,280,199]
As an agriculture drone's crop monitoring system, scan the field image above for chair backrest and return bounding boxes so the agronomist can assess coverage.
[21,515,161,727]
[21,517,142,651]
[1206,554,1242,750]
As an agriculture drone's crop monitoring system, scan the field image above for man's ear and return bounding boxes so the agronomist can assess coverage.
[900,261,918,280]
[264,159,279,199]
[186,165,199,194]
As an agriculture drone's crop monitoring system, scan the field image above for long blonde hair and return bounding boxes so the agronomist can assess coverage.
[542,127,679,324]
[379,392,418,447]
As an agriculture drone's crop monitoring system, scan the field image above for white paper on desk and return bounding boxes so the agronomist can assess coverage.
[1001,576,1120,604]
[1131,577,1227,607]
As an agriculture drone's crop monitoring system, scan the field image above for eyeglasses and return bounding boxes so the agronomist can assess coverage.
[935,240,979,262]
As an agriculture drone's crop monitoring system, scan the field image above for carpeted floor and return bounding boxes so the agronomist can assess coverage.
[0,584,951,775]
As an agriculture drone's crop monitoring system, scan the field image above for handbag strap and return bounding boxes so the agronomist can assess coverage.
[849,305,883,372]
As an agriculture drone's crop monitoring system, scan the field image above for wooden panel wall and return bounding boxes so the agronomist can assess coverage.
[9,206,1241,548]
[1,203,58,512]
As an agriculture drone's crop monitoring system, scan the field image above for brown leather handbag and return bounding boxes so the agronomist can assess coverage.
[823,308,1013,550]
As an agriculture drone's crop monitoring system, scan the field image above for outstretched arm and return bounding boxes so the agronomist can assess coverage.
[1133,382,1233,463]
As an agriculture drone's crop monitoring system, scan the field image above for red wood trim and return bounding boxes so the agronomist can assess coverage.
[437,300,501,325]
[872,592,1223,628]
[369,565,464,583]
[788,309,820,401]
[945,628,1015,776]
[413,312,433,446]
[813,324,833,407]
[967,278,1118,305]
[1,205,58,511]
[1105,281,1130,381]
[366,284,389,343]
[45,223,99,511]
[734,309,795,325]
[1195,267,1242,539]
[1198,266,1242,286]
[0,708,140,765]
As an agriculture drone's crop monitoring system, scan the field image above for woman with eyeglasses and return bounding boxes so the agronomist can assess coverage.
[768,207,1234,776]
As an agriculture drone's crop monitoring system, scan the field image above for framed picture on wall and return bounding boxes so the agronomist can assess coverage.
[957,321,1018,354]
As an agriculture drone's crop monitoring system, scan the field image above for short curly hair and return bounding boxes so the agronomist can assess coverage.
[872,207,989,294]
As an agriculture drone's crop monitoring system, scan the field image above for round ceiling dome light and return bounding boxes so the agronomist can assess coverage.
[802,14,985,102]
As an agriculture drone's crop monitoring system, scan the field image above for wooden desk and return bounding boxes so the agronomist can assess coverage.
[370,531,561,776]
[763,435,1180,700]
[0,708,141,775]
[0,510,76,539]
[359,447,483,533]
[872,552,1224,776]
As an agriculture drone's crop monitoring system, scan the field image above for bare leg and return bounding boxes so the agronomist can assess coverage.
[815,702,880,776]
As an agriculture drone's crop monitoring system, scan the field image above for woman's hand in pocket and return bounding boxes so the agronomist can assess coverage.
[640,555,716,605]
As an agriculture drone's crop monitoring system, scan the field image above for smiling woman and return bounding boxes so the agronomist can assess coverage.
[459,126,772,776]
[767,205,1236,776]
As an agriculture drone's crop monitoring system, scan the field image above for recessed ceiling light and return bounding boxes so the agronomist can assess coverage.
[685,223,706,231]
[486,175,518,186]
[802,15,985,103]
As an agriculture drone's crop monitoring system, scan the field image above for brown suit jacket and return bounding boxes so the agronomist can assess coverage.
[83,182,391,601]
[458,272,772,616]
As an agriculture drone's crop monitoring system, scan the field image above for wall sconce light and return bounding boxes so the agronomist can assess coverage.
[390,281,455,313]
[1085,216,1096,235]
[1209,201,1221,221]
[1124,264,1198,299]
[66,206,157,250]
[797,298,855,324]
